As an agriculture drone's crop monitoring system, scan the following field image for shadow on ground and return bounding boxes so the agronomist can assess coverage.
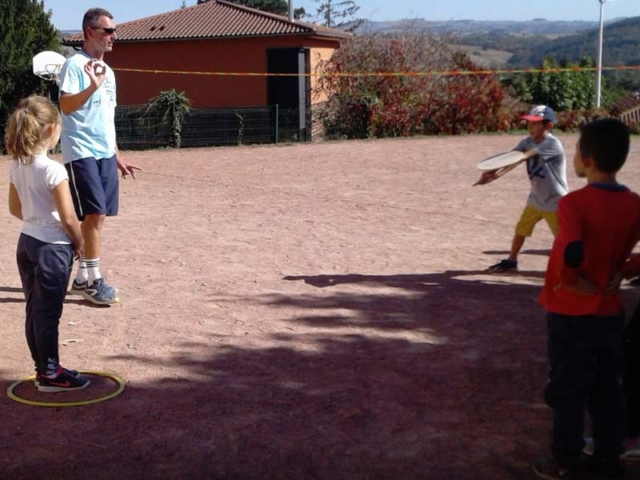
[2,270,635,480]
[0,285,114,307]
[482,249,551,258]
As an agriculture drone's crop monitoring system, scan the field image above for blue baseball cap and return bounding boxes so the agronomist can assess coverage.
[522,105,557,123]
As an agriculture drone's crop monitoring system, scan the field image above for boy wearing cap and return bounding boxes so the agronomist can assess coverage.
[484,105,568,272]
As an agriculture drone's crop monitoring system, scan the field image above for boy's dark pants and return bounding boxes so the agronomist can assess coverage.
[625,301,640,438]
[16,234,73,375]
[545,312,626,464]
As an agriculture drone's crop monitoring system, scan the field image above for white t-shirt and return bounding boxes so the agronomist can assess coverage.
[9,156,72,244]
[59,51,117,162]
[514,133,568,211]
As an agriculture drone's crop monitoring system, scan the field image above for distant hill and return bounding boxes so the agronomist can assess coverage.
[394,16,640,70]
[356,18,607,38]
[507,16,640,68]
[354,16,640,95]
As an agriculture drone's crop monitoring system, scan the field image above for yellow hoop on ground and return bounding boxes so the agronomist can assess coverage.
[6,371,125,407]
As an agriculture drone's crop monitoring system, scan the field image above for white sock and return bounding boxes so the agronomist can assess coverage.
[75,258,88,283]
[85,258,102,284]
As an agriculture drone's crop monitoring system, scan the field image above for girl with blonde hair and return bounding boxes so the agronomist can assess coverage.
[6,95,90,392]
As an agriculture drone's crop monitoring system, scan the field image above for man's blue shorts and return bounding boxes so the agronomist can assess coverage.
[65,155,119,221]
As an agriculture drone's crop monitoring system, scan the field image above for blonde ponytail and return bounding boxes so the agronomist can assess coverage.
[4,95,61,165]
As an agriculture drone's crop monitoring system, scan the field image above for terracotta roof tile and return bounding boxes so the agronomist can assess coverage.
[612,93,640,114]
[62,0,351,45]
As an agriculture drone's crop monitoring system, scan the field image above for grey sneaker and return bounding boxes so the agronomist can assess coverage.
[83,278,119,305]
[69,278,88,295]
[70,277,118,295]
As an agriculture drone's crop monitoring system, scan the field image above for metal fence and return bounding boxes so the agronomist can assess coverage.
[0,104,307,153]
[115,104,306,150]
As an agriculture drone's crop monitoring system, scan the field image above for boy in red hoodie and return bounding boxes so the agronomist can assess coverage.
[534,118,640,479]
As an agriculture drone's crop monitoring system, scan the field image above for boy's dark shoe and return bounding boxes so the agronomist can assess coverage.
[585,454,625,478]
[532,457,583,480]
[37,369,90,392]
[487,259,518,272]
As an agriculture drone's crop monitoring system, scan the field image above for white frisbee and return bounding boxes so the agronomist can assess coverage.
[477,151,526,171]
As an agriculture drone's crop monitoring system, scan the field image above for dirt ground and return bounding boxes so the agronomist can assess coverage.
[1,134,640,480]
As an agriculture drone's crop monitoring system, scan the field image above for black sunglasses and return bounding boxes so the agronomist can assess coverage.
[92,27,117,34]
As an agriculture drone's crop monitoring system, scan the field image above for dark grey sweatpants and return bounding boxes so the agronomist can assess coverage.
[545,311,626,463]
[16,234,73,375]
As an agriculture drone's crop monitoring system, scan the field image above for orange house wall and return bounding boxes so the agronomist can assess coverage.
[105,36,340,108]
[309,48,336,104]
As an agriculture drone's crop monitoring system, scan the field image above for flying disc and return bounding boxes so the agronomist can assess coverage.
[477,151,526,171]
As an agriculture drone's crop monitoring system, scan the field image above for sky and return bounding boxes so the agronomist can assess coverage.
[45,0,640,31]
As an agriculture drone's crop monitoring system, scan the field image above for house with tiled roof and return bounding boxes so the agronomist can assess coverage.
[62,0,351,141]
[611,92,640,126]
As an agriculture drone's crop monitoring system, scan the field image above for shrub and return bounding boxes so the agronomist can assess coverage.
[145,90,191,148]
[317,33,510,138]
[508,57,599,112]
[555,108,611,132]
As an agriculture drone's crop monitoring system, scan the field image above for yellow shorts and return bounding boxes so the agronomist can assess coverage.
[515,204,559,237]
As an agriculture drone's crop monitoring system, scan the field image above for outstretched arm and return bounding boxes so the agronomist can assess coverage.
[474,159,524,186]
[521,148,540,161]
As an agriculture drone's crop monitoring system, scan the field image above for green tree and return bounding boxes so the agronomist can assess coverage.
[509,57,599,111]
[306,0,363,31]
[0,0,60,130]
[145,90,191,148]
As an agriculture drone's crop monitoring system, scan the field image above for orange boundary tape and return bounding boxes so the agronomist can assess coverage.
[112,65,640,78]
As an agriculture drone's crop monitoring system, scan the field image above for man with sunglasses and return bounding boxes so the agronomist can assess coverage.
[59,8,141,305]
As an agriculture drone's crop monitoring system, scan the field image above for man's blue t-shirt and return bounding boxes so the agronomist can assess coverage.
[59,51,117,163]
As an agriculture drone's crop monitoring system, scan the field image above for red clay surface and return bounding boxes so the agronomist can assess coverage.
[1,134,639,479]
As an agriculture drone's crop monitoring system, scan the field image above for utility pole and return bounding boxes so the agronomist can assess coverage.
[596,0,608,109]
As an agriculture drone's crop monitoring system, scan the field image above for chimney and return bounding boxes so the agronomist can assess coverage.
[288,0,293,21]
